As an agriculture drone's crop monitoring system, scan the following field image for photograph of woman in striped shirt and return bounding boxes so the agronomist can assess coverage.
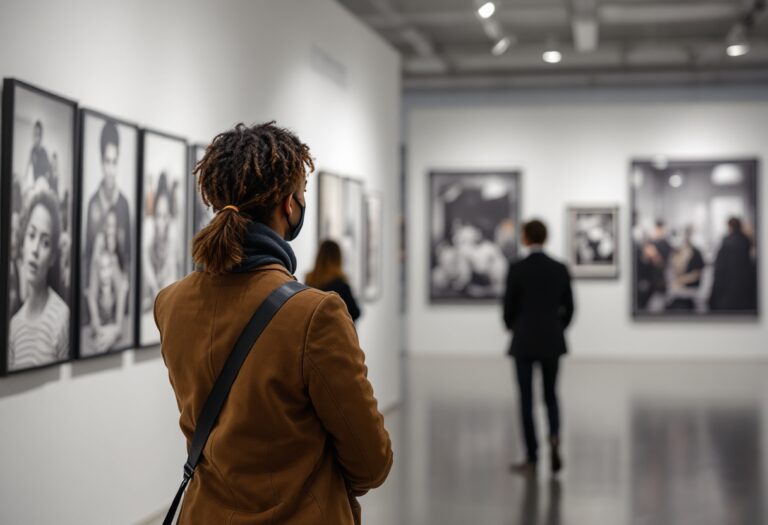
[8,188,70,371]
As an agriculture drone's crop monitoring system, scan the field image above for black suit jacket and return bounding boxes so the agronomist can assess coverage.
[503,252,574,358]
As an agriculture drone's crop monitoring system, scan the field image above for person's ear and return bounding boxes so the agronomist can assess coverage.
[281,193,294,218]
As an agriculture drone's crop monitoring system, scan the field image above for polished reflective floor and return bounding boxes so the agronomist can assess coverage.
[361,357,768,525]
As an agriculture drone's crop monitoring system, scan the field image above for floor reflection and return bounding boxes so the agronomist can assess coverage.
[360,358,768,525]
[632,404,763,525]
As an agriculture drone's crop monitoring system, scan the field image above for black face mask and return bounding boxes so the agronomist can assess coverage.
[285,194,306,241]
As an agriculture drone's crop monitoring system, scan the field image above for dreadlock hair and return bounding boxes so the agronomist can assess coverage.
[192,122,314,274]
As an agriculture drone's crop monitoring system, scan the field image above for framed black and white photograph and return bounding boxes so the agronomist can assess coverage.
[78,109,139,358]
[0,78,79,375]
[139,129,188,347]
[631,159,759,317]
[567,205,619,279]
[190,144,212,237]
[429,171,520,303]
[363,192,383,301]
[318,171,365,295]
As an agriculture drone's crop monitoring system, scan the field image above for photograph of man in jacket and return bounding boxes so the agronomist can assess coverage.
[503,219,574,475]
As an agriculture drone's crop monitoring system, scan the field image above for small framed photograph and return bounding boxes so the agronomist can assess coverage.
[0,78,79,375]
[78,109,140,358]
[429,171,521,303]
[363,192,383,302]
[566,206,620,279]
[138,129,188,347]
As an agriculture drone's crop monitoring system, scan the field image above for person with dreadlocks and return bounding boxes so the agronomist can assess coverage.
[154,122,392,524]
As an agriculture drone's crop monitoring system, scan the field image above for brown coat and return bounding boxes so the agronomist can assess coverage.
[155,264,393,524]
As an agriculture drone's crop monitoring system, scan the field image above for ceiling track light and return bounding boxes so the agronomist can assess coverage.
[543,36,562,64]
[725,1,767,57]
[492,36,512,56]
[726,24,750,57]
[477,1,496,19]
[543,50,563,63]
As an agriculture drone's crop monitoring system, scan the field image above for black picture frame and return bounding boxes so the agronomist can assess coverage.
[190,143,212,237]
[566,205,620,280]
[76,108,140,360]
[428,170,522,304]
[137,128,188,348]
[630,158,760,319]
[363,191,383,302]
[317,171,366,296]
[0,78,80,376]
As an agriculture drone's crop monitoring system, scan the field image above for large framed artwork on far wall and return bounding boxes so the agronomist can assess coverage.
[429,171,520,303]
[318,171,365,296]
[0,79,79,375]
[138,129,188,347]
[631,158,758,317]
[567,205,619,279]
[78,109,139,358]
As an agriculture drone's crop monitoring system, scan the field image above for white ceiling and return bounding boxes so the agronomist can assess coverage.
[337,0,768,90]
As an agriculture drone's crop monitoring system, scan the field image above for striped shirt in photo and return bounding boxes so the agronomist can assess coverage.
[9,288,69,371]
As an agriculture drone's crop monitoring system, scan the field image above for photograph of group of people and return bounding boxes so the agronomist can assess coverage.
[79,111,138,357]
[139,131,188,347]
[631,159,758,316]
[429,171,520,302]
[1,78,194,375]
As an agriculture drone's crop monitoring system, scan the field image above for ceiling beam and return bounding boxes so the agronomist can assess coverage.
[405,38,768,73]
[403,65,768,91]
[359,2,740,30]
[365,0,449,72]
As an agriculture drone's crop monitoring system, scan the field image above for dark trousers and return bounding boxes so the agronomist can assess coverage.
[514,356,561,462]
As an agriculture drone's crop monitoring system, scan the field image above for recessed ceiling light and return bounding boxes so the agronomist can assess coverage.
[492,37,512,56]
[712,164,744,185]
[669,173,684,188]
[478,2,496,19]
[543,50,562,64]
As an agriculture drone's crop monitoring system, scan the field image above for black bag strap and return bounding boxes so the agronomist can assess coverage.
[163,280,308,525]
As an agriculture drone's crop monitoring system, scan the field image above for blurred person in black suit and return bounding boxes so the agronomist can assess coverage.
[503,219,574,475]
[653,220,672,267]
[709,217,757,312]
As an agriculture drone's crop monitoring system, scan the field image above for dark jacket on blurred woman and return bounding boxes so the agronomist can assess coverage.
[306,240,361,322]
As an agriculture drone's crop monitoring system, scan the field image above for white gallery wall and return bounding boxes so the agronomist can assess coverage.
[405,87,768,359]
[0,1,401,524]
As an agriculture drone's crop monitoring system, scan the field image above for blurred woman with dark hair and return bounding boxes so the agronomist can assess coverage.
[306,239,361,322]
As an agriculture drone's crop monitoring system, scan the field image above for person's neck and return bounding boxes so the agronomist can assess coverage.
[25,284,49,316]
[267,214,288,240]
[101,181,117,203]
[527,244,544,253]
